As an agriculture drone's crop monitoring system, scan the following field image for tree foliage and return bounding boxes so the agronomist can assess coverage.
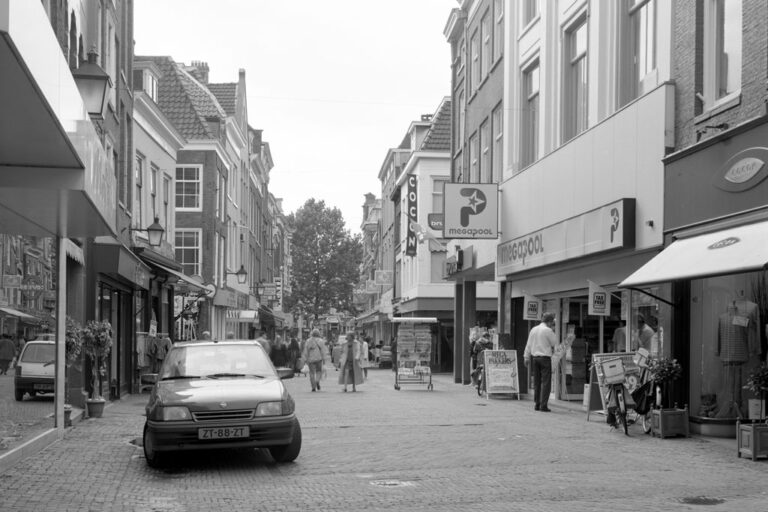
[286,199,363,320]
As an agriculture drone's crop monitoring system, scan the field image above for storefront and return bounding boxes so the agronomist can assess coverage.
[498,199,673,402]
[1,0,117,430]
[621,117,768,437]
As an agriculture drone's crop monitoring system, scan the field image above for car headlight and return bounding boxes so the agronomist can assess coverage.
[256,395,295,416]
[151,406,192,421]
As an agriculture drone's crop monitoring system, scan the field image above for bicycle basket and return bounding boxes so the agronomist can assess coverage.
[600,357,626,385]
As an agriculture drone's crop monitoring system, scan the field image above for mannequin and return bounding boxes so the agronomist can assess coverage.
[716,300,760,418]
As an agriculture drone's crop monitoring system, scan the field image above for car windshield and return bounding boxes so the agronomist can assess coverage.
[21,343,55,363]
[159,344,275,380]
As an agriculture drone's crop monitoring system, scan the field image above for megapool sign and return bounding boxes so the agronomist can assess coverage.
[496,198,635,276]
[442,183,499,239]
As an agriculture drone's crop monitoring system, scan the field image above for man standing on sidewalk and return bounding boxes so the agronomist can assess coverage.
[524,312,558,412]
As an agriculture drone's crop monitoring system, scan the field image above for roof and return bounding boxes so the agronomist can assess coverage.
[207,83,237,115]
[420,97,452,151]
[136,56,226,140]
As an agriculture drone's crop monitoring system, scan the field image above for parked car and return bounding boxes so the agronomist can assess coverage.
[14,340,55,401]
[142,339,301,467]
[34,333,56,342]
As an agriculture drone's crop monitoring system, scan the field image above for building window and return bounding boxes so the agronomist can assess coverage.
[147,73,158,103]
[175,166,201,210]
[493,0,504,62]
[521,60,540,168]
[432,178,447,214]
[563,16,588,143]
[702,0,742,110]
[175,229,201,276]
[470,29,480,95]
[481,10,491,80]
[523,0,539,27]
[492,103,503,181]
[162,176,170,231]
[134,153,144,227]
[468,132,479,183]
[631,0,656,86]
[457,90,465,152]
[150,164,158,218]
[479,120,491,183]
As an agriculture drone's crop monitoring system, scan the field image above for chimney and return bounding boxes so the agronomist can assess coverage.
[189,60,209,83]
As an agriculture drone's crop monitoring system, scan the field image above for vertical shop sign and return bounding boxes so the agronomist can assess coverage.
[523,294,541,321]
[406,174,418,256]
[588,280,609,316]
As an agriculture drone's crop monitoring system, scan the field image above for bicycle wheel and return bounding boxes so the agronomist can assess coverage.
[616,386,628,436]
[642,410,652,434]
[477,375,484,396]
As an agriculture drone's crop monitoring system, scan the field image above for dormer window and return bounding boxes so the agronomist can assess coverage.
[133,65,160,103]
[146,73,158,103]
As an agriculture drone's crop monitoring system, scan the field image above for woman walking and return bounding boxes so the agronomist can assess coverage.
[338,332,364,392]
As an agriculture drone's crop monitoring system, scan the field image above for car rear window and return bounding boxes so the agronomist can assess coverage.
[21,344,55,363]
[160,344,275,379]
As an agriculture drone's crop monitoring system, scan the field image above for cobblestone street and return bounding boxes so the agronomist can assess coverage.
[0,369,767,511]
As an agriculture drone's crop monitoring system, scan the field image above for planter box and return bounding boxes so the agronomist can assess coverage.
[651,407,689,439]
[737,421,768,461]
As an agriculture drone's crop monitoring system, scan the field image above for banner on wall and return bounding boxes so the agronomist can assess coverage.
[523,294,541,321]
[588,280,609,316]
[406,174,418,256]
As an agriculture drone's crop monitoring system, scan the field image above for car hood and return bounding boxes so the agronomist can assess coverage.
[155,377,285,408]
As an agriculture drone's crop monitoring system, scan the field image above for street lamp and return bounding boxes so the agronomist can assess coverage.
[72,50,112,119]
[226,265,248,285]
[250,281,265,297]
[127,217,165,247]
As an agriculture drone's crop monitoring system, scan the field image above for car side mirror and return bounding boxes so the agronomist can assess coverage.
[276,368,295,380]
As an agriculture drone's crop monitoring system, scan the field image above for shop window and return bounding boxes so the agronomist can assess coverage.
[690,272,767,423]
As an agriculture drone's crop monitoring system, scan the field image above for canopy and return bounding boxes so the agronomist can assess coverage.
[225,310,258,323]
[390,317,439,323]
[620,220,768,288]
[0,306,39,322]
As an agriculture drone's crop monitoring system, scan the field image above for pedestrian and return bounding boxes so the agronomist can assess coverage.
[287,337,302,374]
[360,336,371,379]
[471,332,493,385]
[523,312,558,412]
[255,330,271,357]
[390,336,398,372]
[200,331,212,340]
[0,334,17,375]
[271,335,288,367]
[302,329,328,391]
[225,331,235,339]
[338,332,364,392]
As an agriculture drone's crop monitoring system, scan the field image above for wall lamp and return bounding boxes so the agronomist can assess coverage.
[250,281,266,296]
[125,216,165,247]
[72,49,112,119]
[226,265,248,285]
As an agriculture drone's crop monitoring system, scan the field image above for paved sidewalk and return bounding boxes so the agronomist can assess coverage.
[0,369,766,511]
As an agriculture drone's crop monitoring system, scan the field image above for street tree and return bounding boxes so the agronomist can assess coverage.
[286,199,363,322]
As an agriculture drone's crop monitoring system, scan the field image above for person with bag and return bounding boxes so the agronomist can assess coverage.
[338,332,364,392]
[301,329,328,392]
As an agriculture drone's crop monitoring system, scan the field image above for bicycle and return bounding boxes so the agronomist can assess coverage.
[606,380,630,435]
[472,363,486,396]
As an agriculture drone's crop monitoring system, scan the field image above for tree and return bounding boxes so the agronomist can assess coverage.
[287,199,363,321]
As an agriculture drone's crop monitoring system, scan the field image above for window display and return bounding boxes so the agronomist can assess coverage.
[691,272,768,421]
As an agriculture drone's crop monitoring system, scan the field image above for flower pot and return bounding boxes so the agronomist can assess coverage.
[86,398,106,418]
[737,420,768,461]
[651,406,689,439]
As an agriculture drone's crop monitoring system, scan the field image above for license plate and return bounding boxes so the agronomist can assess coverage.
[198,426,249,440]
[34,383,53,390]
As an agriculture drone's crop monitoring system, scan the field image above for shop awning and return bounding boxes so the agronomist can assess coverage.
[151,262,211,295]
[620,221,768,288]
[390,316,439,324]
[0,306,39,322]
[225,310,258,323]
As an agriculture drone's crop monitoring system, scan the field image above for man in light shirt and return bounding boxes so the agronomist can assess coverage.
[524,312,558,412]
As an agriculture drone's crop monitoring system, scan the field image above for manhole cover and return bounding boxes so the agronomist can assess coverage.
[679,497,725,506]
[370,479,415,488]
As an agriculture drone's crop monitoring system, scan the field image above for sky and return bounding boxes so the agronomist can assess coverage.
[134,0,456,234]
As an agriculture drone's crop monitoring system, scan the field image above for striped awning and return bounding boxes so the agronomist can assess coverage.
[225,310,259,323]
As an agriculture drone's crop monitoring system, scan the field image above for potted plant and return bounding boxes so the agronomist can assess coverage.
[63,316,84,426]
[81,320,112,418]
[737,364,768,460]
[648,356,688,438]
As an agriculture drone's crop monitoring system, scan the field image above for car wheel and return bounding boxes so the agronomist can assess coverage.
[269,419,302,463]
[14,388,24,401]
[143,423,166,468]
